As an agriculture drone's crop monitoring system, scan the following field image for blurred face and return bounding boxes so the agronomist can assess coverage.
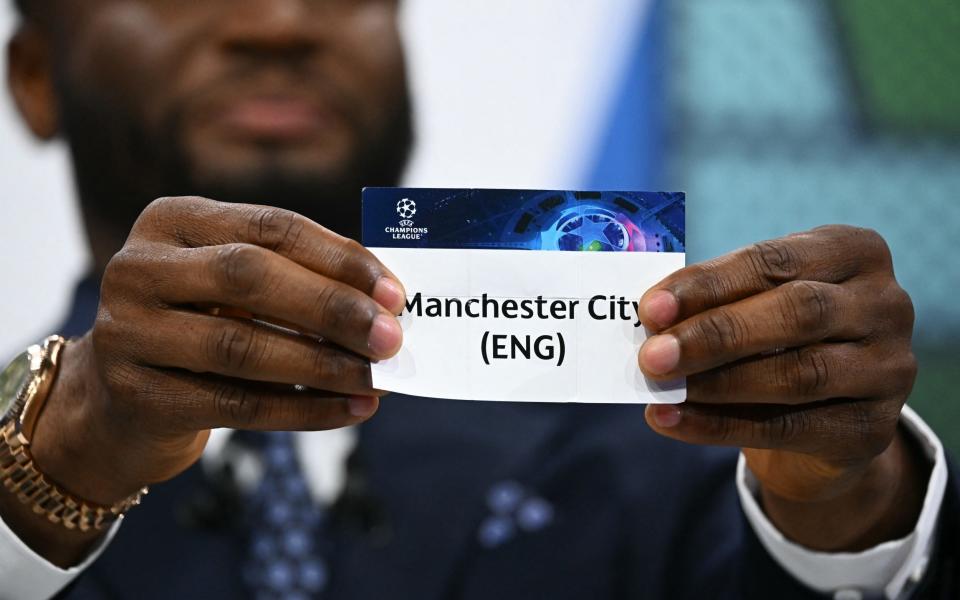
[24,0,411,234]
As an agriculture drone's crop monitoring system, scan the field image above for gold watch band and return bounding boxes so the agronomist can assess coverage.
[0,420,148,531]
[0,336,148,532]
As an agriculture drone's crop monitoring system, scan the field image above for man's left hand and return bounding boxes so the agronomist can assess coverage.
[637,225,926,552]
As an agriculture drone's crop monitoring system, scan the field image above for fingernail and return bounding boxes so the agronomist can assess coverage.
[373,277,406,315]
[641,290,678,329]
[368,314,403,357]
[649,404,682,428]
[348,395,379,418]
[640,334,680,375]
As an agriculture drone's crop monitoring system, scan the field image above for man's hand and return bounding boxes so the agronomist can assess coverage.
[5,197,406,565]
[637,225,926,552]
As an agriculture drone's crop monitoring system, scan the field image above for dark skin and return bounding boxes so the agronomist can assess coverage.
[638,227,926,551]
[2,0,926,575]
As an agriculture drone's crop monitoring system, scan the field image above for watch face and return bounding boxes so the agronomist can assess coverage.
[0,351,31,422]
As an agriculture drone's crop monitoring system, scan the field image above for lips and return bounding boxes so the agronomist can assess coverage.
[215,96,335,142]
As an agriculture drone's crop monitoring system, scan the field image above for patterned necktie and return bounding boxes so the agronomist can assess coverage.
[243,431,329,600]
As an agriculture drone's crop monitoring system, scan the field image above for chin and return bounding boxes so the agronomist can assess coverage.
[165,118,410,228]
[175,152,363,236]
[191,136,353,180]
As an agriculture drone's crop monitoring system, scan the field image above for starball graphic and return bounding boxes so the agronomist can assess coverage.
[397,198,417,226]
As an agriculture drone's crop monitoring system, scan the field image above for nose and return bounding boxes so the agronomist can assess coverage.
[218,0,320,62]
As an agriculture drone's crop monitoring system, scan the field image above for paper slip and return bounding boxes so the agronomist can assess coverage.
[362,188,686,404]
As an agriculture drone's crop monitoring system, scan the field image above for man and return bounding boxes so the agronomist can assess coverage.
[0,1,954,598]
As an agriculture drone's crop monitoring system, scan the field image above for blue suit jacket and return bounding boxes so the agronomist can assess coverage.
[55,277,959,599]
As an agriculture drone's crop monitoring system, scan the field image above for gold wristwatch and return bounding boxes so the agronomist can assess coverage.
[0,336,148,532]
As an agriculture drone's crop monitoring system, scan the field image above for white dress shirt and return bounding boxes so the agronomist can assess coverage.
[0,405,947,600]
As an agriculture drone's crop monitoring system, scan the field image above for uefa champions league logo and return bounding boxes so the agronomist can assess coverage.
[397,198,417,226]
[385,197,428,240]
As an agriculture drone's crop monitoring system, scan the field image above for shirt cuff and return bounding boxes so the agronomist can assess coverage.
[0,507,121,600]
[736,404,947,600]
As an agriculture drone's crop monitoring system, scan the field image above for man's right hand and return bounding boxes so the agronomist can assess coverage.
[3,197,405,565]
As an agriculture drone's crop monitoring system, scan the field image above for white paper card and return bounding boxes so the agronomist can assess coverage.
[363,188,686,404]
